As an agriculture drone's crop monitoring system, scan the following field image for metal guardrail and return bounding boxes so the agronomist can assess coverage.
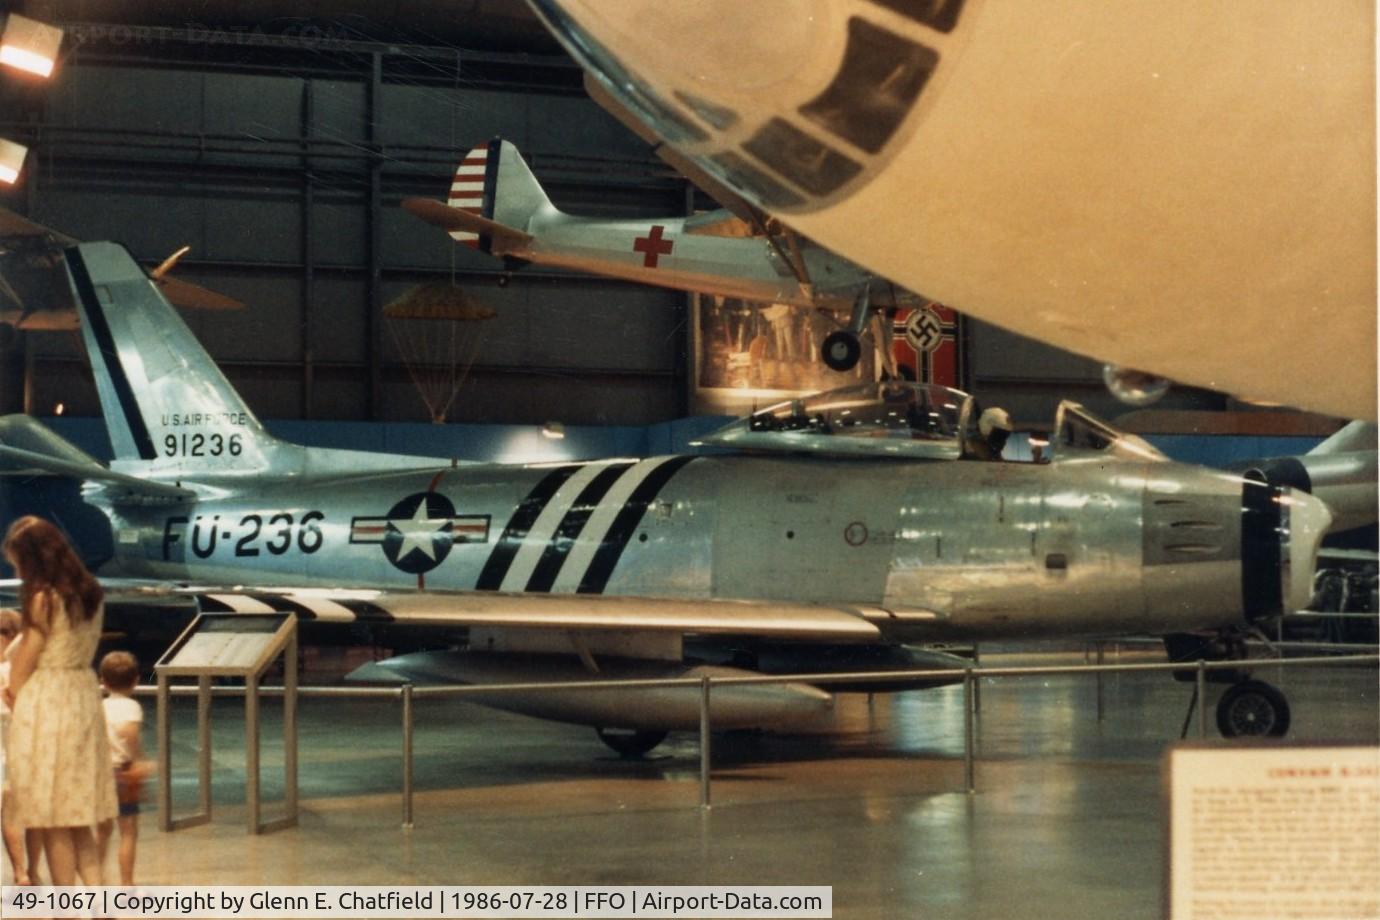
[139,651,1379,825]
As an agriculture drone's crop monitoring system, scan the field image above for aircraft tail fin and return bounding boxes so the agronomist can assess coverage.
[444,138,555,253]
[64,241,288,475]
[1308,420,1377,456]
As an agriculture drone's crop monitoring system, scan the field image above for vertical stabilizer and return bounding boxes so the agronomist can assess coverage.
[65,241,286,474]
[447,139,556,252]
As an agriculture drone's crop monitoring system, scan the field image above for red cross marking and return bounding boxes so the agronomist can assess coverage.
[632,225,674,268]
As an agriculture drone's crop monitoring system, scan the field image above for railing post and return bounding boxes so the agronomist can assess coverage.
[699,674,712,810]
[1095,642,1105,722]
[971,644,981,715]
[402,683,415,830]
[963,667,976,795]
[1196,661,1208,739]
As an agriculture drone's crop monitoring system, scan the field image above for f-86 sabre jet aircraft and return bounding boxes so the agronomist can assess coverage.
[403,139,918,372]
[0,242,1363,753]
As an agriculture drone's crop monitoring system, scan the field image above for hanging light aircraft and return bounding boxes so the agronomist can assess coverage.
[402,138,919,373]
[1,241,1373,754]
[0,207,242,330]
[522,0,1377,420]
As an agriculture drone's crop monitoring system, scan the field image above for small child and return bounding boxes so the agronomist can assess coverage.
[97,651,146,887]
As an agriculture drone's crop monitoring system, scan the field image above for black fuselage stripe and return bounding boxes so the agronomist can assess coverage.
[524,462,635,593]
[1240,478,1284,621]
[475,464,581,590]
[577,456,697,595]
[479,137,501,253]
[65,246,158,460]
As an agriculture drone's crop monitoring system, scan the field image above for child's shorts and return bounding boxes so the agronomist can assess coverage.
[115,764,143,816]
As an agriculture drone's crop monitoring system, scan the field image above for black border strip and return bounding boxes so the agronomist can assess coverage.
[1240,478,1284,621]
[476,464,581,590]
[66,246,158,460]
[525,461,635,593]
[577,456,696,595]
[479,136,502,254]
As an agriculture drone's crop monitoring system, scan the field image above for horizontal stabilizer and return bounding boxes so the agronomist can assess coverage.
[191,587,898,641]
[155,274,244,312]
[0,415,193,503]
[401,197,533,254]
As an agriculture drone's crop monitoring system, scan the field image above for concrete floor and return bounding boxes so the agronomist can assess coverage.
[4,644,1377,919]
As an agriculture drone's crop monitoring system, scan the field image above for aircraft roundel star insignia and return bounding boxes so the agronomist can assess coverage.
[349,492,491,574]
[904,306,945,354]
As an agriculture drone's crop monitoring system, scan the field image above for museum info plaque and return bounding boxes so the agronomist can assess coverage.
[1166,744,1380,920]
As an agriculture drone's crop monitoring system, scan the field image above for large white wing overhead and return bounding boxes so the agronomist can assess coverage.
[532,1,1376,420]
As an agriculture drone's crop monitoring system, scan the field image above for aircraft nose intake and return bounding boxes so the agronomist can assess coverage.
[1282,489,1333,615]
[1240,479,1333,622]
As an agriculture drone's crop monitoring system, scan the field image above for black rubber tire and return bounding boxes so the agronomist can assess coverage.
[596,728,668,758]
[1216,679,1291,738]
[821,331,862,371]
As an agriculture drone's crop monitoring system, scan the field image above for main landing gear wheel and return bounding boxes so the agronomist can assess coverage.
[821,331,862,371]
[1216,680,1291,738]
[596,727,668,758]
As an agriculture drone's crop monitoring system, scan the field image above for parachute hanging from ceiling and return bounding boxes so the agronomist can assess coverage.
[383,281,496,423]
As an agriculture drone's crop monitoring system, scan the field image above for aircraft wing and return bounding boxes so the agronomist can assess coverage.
[188,587,899,642]
[400,197,535,253]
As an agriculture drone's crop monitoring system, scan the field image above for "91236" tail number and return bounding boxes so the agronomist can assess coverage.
[163,432,243,458]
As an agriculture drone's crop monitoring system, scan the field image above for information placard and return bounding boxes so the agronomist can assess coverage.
[1166,744,1380,920]
[157,613,289,675]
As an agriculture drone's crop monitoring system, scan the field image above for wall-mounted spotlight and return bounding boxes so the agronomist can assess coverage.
[1,14,63,78]
[0,138,27,184]
[541,421,566,440]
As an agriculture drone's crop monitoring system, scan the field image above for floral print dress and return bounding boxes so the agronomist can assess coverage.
[6,590,118,829]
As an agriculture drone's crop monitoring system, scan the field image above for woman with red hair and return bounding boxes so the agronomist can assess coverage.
[2,516,116,886]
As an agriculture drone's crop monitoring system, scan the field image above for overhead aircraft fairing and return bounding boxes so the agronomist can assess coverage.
[524,0,1377,420]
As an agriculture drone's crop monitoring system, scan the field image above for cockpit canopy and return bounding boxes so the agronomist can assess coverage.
[696,383,1168,464]
[1053,401,1167,462]
[696,383,971,460]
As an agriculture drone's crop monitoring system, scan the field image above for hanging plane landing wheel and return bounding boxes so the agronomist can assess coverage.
[821,330,862,371]
[1216,679,1291,738]
[596,727,668,758]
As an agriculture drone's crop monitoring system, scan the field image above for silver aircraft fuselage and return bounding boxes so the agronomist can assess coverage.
[101,449,1300,643]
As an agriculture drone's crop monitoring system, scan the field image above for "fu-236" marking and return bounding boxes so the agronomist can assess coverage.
[163,512,325,559]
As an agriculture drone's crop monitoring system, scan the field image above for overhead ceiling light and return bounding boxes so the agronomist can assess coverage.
[0,15,63,78]
[541,421,566,440]
[0,138,27,184]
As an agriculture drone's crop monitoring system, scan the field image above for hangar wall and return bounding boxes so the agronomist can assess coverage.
[2,25,689,425]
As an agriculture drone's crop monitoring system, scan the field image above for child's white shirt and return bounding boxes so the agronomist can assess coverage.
[104,694,143,766]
